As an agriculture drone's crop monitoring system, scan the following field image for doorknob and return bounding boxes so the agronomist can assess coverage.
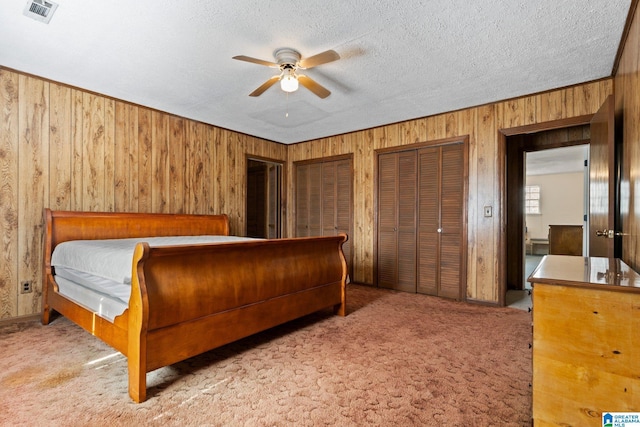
[595,229,626,238]
[437,228,442,233]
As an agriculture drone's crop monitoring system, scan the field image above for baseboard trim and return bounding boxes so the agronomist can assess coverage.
[0,313,40,326]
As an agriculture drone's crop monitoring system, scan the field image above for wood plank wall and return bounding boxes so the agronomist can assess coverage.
[0,69,287,319]
[615,2,640,273]
[0,66,618,320]
[288,79,613,302]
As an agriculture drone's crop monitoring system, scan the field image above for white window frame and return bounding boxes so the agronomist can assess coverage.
[525,185,541,215]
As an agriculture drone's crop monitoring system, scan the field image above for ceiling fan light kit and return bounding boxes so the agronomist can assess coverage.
[280,67,299,92]
[233,47,340,98]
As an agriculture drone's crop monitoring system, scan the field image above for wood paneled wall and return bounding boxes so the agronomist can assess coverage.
[288,79,613,302]
[615,2,640,272]
[0,69,287,319]
[0,65,618,320]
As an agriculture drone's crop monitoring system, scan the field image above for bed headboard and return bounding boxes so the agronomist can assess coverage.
[44,209,230,253]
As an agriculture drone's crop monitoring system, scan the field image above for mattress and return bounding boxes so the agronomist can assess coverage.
[51,235,259,321]
[54,274,129,322]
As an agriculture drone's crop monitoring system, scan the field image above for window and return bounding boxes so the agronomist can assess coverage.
[525,185,540,214]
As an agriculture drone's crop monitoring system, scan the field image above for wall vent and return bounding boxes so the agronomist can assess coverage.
[23,0,59,24]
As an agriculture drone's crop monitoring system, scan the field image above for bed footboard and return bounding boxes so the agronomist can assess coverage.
[127,234,348,402]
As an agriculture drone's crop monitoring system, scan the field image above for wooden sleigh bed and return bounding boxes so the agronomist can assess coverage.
[42,209,348,403]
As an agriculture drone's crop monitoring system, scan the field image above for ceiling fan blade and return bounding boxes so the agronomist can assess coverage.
[299,50,340,69]
[249,75,280,97]
[297,75,331,99]
[232,55,279,68]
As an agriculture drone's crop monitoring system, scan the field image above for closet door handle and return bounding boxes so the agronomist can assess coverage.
[437,228,442,233]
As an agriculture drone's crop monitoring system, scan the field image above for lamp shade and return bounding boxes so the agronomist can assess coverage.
[280,69,299,92]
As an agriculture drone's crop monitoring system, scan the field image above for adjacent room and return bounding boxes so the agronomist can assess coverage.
[1,1,640,425]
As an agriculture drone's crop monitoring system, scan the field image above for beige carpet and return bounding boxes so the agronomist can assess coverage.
[0,285,532,426]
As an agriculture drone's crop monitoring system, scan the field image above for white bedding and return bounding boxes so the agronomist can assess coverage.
[52,235,256,284]
[51,235,259,321]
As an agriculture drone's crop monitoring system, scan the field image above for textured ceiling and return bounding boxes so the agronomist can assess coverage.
[0,0,631,144]
[526,145,588,176]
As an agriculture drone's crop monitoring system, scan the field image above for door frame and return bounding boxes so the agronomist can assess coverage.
[245,155,285,238]
[505,133,590,291]
[499,114,594,305]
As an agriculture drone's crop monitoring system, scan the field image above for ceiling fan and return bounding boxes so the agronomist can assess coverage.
[233,48,340,99]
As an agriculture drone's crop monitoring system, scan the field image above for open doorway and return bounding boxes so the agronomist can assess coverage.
[246,158,282,238]
[504,125,590,309]
[502,97,617,308]
[523,145,588,277]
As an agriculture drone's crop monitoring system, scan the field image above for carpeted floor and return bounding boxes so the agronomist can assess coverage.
[0,284,532,426]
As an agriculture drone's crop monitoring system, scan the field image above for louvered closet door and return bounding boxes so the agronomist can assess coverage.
[417,143,463,299]
[296,163,322,237]
[377,154,398,289]
[417,148,439,295]
[307,163,323,236]
[322,162,337,236]
[438,144,463,299]
[322,160,352,267]
[295,158,353,273]
[377,151,417,292]
[295,164,310,237]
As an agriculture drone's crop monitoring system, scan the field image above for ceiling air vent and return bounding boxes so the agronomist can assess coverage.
[23,0,59,24]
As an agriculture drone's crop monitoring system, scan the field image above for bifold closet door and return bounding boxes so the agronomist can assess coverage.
[377,151,417,292]
[417,143,463,299]
[295,158,353,273]
[295,163,322,237]
[321,160,352,267]
[417,148,439,295]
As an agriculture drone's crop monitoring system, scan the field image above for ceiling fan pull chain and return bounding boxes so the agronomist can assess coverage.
[285,92,289,118]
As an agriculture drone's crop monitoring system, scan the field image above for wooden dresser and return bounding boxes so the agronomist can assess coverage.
[529,255,640,426]
[548,224,583,256]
